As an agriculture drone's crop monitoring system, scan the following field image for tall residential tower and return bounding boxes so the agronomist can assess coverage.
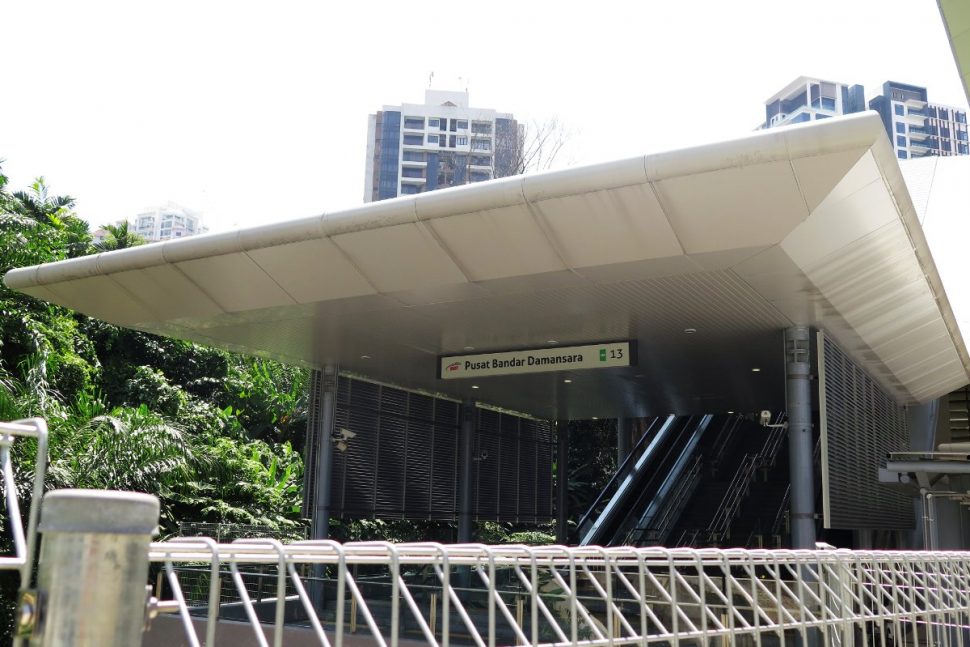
[364,90,520,202]
[868,81,968,160]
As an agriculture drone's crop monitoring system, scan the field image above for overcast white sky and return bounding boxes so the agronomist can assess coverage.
[1,0,966,233]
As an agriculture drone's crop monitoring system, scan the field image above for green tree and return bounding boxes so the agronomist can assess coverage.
[93,220,145,252]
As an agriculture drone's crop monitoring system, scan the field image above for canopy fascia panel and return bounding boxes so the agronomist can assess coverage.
[6,112,967,419]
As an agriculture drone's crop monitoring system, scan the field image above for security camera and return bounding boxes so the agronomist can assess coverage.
[759,410,772,426]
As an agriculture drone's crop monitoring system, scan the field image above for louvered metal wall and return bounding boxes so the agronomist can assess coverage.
[474,408,554,522]
[819,333,912,529]
[315,375,553,522]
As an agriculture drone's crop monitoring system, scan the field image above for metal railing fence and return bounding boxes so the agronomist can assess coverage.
[148,540,970,647]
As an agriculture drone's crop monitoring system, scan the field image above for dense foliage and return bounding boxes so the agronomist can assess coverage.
[0,162,309,538]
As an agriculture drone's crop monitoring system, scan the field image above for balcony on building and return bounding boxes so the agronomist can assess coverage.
[908,126,935,141]
[903,97,928,110]
[901,111,928,127]
[909,140,937,156]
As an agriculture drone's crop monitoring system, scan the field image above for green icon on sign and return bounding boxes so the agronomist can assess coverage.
[599,349,607,361]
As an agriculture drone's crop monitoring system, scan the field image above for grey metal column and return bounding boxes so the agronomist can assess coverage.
[786,327,817,549]
[311,366,338,541]
[556,420,569,544]
[617,417,631,465]
[457,399,476,543]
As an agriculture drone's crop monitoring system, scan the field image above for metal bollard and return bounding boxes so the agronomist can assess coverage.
[27,489,160,647]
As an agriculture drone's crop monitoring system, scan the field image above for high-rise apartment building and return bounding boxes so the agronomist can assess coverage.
[868,81,969,160]
[762,76,866,129]
[364,90,520,202]
[131,202,206,242]
[763,77,969,160]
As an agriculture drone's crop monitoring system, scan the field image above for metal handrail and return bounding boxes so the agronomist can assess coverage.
[625,454,702,545]
[574,415,671,539]
[707,453,758,541]
[708,414,742,475]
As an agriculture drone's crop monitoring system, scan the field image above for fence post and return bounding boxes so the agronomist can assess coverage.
[27,489,159,647]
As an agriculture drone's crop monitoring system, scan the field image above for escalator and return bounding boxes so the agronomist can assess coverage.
[576,414,714,546]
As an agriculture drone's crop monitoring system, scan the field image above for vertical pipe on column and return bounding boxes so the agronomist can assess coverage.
[457,399,476,544]
[786,327,817,549]
[556,420,570,544]
[311,366,338,541]
[616,418,631,466]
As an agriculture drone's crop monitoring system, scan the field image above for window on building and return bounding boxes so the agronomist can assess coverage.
[456,120,468,130]
[940,108,950,121]
[401,184,420,195]
[941,126,950,138]
[404,117,425,129]
[959,130,969,141]
[960,143,969,154]
[943,140,952,152]
[471,139,491,151]
[456,136,468,146]
[472,122,492,134]
[471,156,491,166]
[403,151,426,161]
[957,112,967,124]
[894,105,904,116]
[427,135,438,144]
[896,123,905,134]
[470,172,490,182]
[897,150,908,159]
[403,134,424,145]
[401,167,424,178]
[428,118,440,128]
[896,135,907,147]
[448,135,456,147]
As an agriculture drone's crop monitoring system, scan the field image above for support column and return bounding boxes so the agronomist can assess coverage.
[311,366,338,541]
[556,420,570,544]
[457,399,476,544]
[616,417,632,466]
[786,327,817,549]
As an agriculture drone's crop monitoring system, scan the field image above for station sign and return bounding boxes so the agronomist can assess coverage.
[438,340,636,380]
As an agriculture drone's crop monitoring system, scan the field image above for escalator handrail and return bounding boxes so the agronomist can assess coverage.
[576,415,679,544]
[574,415,673,537]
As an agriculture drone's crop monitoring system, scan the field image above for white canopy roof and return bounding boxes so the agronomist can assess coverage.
[6,112,968,419]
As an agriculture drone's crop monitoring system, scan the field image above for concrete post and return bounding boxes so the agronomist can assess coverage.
[556,420,570,544]
[28,489,159,647]
[786,327,817,549]
[311,366,338,541]
[457,399,476,544]
[616,418,631,466]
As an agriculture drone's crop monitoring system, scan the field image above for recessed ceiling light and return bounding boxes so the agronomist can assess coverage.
[463,346,475,351]
[563,379,572,384]
[471,385,479,389]
[684,328,697,334]
[360,354,371,360]
[547,339,559,345]
[727,410,735,414]
[751,367,761,372]
[592,416,599,420]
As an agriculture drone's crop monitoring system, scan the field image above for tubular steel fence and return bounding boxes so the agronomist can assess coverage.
[3,417,970,646]
[148,541,970,647]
